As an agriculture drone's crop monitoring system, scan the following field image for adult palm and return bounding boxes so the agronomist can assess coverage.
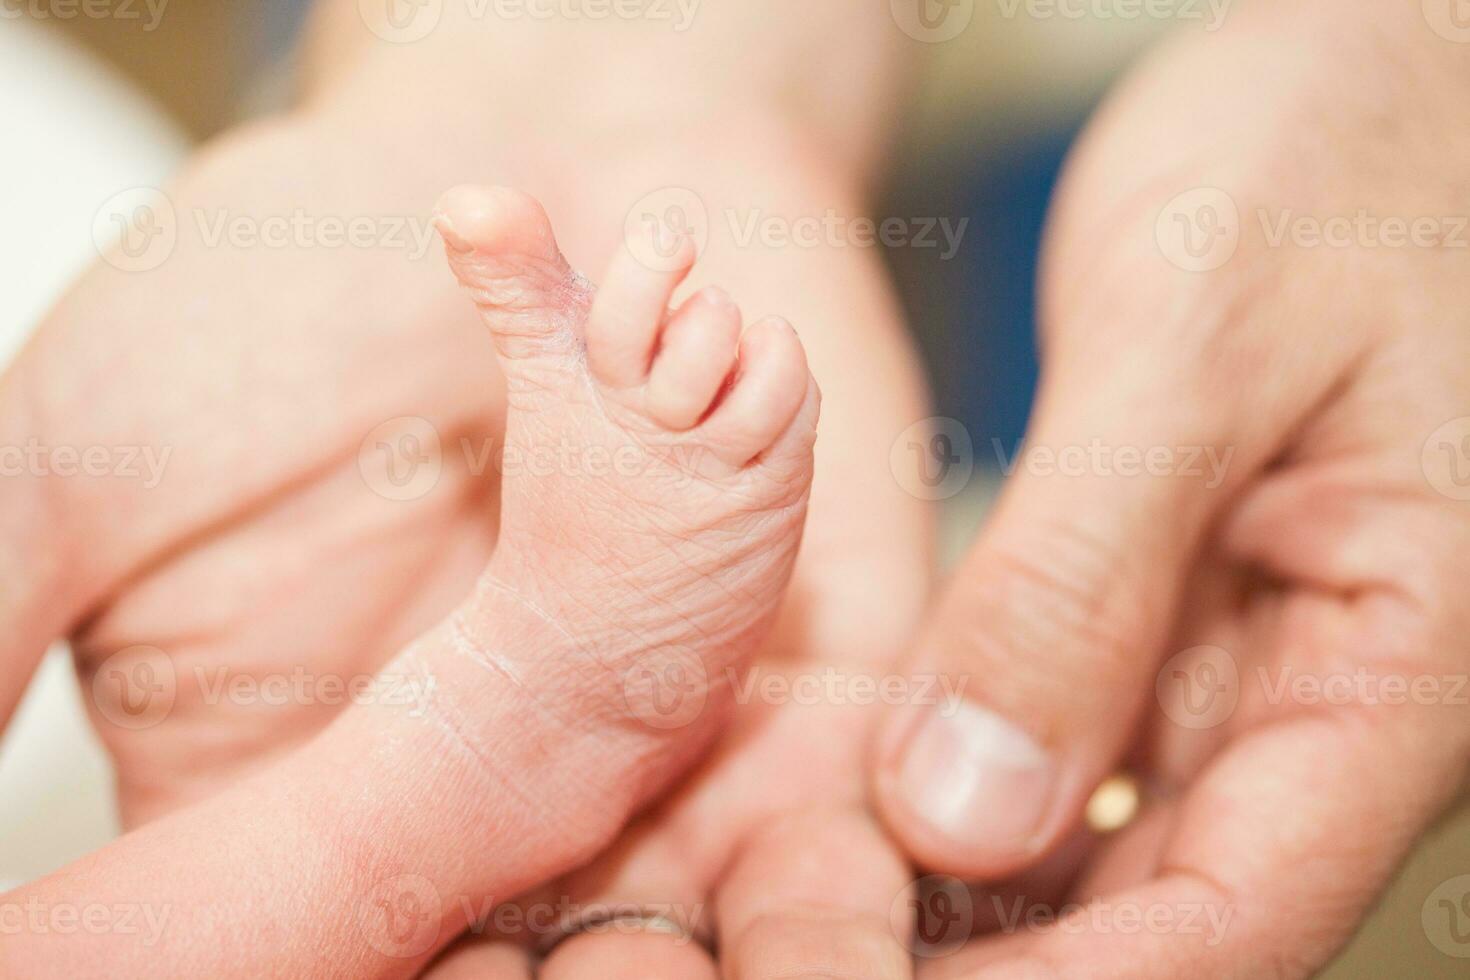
[7,84,934,979]
[9,114,507,826]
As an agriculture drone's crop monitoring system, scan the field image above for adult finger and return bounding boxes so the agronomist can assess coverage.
[715,808,913,980]
[0,364,82,732]
[871,355,1249,878]
[929,698,1470,978]
[419,934,531,979]
[541,930,719,980]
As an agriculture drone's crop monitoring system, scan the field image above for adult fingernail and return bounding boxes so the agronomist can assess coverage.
[894,701,1056,856]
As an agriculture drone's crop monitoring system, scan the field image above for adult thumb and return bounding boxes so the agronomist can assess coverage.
[872,365,1249,878]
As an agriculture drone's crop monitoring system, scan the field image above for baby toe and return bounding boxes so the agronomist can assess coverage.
[586,225,697,389]
[645,287,742,431]
[695,316,812,469]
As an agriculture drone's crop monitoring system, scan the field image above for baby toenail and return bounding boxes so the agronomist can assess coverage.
[434,213,474,253]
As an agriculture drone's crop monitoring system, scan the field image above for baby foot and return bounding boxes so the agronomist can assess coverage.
[409,186,818,856]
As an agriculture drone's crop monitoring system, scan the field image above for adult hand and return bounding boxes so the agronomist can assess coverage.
[870,3,1470,976]
[0,94,592,974]
[2,3,933,975]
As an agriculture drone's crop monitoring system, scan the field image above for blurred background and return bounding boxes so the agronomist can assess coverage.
[0,4,1465,975]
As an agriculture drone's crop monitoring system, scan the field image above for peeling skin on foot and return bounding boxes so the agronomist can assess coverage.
[552,269,597,351]
[471,574,583,651]
[443,575,668,736]
[442,573,589,692]
[565,269,595,303]
[444,612,527,689]
[436,611,612,746]
[397,639,586,839]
